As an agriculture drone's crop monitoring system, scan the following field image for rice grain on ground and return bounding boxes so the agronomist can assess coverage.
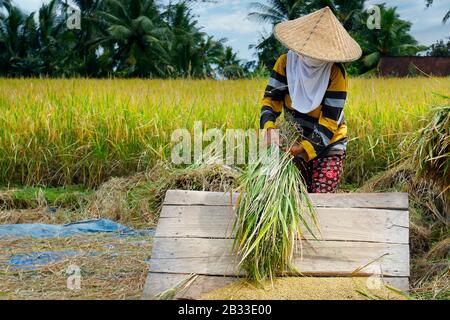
[199,277,406,300]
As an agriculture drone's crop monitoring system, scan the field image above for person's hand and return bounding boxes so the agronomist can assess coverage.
[289,143,305,158]
[265,129,306,158]
[265,128,280,147]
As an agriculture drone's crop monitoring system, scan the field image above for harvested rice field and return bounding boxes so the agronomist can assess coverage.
[199,278,406,300]
[0,234,152,300]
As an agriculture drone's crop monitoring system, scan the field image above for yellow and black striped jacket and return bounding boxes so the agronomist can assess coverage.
[260,54,348,161]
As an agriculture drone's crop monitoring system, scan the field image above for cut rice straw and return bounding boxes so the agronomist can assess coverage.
[155,273,198,300]
[232,122,319,285]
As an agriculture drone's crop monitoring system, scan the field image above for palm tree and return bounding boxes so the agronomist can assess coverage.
[331,0,364,30]
[0,2,40,75]
[163,2,231,78]
[195,35,226,78]
[163,1,204,77]
[62,0,111,76]
[248,0,307,69]
[249,0,373,30]
[357,5,427,74]
[1,0,88,76]
[0,0,240,78]
[217,46,245,79]
[249,0,311,24]
[36,0,73,75]
[250,31,285,70]
[97,0,170,77]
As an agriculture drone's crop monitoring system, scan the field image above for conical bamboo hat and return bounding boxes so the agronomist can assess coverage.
[274,7,362,62]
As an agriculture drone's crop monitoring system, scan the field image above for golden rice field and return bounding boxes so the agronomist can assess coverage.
[0,77,448,187]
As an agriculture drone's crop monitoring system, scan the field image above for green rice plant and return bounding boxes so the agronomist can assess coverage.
[0,77,448,187]
[232,128,319,284]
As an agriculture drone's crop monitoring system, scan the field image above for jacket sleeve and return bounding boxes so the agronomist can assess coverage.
[300,63,348,161]
[259,54,288,129]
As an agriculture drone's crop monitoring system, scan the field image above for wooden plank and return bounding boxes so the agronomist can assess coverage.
[163,190,409,210]
[157,206,409,244]
[382,277,410,292]
[150,238,410,277]
[142,273,409,299]
[144,190,410,299]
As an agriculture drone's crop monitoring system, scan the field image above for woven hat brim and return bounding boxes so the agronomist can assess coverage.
[274,7,362,63]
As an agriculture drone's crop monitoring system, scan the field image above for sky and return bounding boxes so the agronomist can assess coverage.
[15,0,450,62]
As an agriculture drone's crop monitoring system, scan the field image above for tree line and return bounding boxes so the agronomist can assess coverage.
[0,0,447,78]
[0,0,251,78]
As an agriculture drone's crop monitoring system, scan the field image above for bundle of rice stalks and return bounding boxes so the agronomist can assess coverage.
[412,97,449,211]
[359,96,450,299]
[232,126,319,284]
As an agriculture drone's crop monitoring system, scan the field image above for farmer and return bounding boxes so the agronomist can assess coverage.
[261,7,362,193]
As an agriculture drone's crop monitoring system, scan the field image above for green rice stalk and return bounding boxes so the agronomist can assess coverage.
[232,125,319,284]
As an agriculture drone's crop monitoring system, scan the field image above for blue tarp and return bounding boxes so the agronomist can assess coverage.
[0,219,153,239]
[8,250,80,269]
[0,219,154,269]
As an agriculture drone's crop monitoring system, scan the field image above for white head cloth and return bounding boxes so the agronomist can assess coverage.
[286,50,333,113]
